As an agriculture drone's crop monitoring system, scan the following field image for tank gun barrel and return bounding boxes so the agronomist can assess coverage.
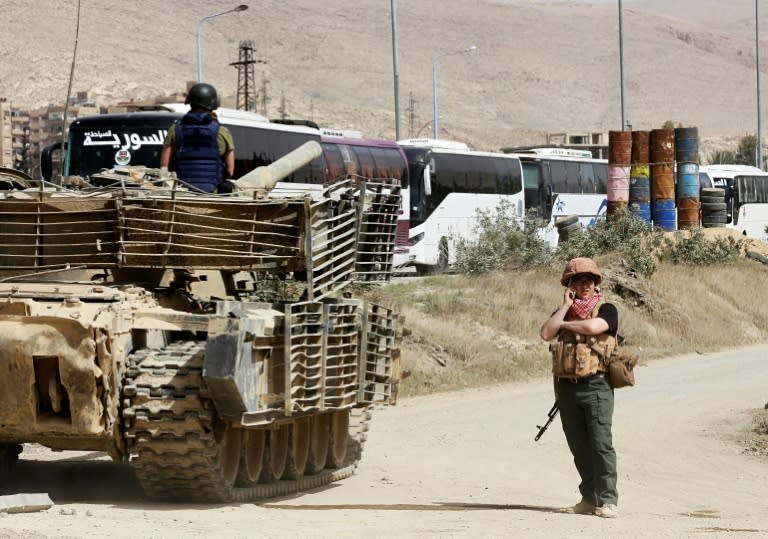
[234,140,322,193]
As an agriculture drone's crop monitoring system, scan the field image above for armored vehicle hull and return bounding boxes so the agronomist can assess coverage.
[0,157,402,501]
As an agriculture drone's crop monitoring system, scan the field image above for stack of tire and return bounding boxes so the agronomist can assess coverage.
[556,214,582,243]
[700,187,727,228]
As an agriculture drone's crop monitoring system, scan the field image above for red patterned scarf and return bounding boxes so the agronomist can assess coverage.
[568,291,603,320]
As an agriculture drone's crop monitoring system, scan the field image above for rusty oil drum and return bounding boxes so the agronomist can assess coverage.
[651,129,675,201]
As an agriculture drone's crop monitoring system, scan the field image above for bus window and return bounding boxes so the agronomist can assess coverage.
[353,146,376,178]
[523,162,542,211]
[370,147,401,181]
[321,142,346,183]
[492,156,522,194]
[562,161,580,192]
[233,126,325,183]
[578,162,596,193]
[549,160,567,192]
[594,163,608,193]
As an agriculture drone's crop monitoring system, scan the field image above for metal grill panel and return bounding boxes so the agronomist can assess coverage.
[358,303,398,404]
[354,179,401,282]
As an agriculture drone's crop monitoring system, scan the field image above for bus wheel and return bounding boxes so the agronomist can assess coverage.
[435,238,449,274]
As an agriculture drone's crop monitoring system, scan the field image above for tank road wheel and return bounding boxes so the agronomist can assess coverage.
[305,413,330,475]
[236,429,266,486]
[326,409,350,468]
[284,418,311,480]
[260,425,289,483]
[121,341,244,502]
[218,424,242,485]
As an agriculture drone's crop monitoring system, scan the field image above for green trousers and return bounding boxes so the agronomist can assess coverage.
[557,374,618,506]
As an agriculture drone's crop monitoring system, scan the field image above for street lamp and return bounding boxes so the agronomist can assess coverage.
[195,4,249,82]
[432,45,476,140]
[618,0,626,130]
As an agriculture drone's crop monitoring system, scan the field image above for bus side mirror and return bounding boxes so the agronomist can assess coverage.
[41,142,63,182]
[423,167,432,196]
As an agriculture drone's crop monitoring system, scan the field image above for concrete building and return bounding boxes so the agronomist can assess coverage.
[0,99,13,169]
[546,132,608,159]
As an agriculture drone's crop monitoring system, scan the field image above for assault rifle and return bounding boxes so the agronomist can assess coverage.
[534,402,559,441]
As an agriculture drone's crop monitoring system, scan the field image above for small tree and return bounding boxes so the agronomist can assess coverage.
[707,149,737,165]
[735,134,758,166]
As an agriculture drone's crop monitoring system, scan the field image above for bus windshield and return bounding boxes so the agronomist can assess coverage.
[65,114,179,177]
[60,110,329,183]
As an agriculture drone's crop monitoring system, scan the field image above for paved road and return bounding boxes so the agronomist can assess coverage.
[1,345,767,538]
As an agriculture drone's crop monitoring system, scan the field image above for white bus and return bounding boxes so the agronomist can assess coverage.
[42,104,408,194]
[394,139,525,273]
[703,164,768,241]
[504,148,609,247]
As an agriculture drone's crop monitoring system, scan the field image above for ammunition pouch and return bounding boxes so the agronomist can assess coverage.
[551,333,617,379]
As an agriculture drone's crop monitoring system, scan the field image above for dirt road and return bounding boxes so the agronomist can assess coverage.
[2,345,767,538]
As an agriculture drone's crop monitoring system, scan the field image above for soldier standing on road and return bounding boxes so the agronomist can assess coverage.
[539,257,620,518]
[160,82,235,193]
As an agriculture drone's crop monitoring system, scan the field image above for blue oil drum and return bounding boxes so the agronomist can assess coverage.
[676,172,700,198]
[630,176,651,203]
[630,201,651,223]
[652,198,677,230]
[675,127,698,163]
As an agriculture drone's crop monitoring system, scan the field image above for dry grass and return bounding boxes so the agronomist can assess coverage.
[372,258,768,398]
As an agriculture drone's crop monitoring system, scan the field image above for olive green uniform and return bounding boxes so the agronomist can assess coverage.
[557,373,617,506]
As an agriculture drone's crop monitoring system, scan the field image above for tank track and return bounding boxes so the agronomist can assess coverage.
[121,340,370,502]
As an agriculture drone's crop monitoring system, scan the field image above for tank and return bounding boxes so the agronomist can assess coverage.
[0,144,403,502]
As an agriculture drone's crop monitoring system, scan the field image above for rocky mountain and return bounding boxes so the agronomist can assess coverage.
[2,0,766,156]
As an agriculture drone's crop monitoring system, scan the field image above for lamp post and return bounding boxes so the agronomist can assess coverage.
[432,45,476,140]
[619,0,626,130]
[195,4,249,82]
[756,0,762,169]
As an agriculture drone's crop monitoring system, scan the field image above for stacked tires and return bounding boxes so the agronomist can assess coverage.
[700,188,727,228]
[556,215,582,243]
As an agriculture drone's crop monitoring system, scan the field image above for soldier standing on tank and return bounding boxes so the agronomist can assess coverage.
[539,257,620,518]
[160,82,236,193]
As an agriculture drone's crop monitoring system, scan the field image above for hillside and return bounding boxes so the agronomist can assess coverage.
[2,0,767,154]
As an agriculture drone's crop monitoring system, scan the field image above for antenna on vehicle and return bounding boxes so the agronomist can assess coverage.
[60,0,82,184]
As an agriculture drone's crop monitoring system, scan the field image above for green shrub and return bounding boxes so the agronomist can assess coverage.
[555,209,661,277]
[453,202,552,274]
[453,203,750,277]
[662,228,747,265]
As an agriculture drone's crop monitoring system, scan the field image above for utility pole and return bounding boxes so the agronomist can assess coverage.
[405,92,417,138]
[619,0,626,131]
[390,0,402,140]
[278,89,287,120]
[230,40,265,112]
[757,0,763,169]
[259,72,269,116]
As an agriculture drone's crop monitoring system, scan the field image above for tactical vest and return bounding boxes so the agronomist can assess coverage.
[174,112,223,193]
[551,302,617,379]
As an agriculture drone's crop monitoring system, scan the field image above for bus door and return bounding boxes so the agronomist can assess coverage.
[733,175,768,240]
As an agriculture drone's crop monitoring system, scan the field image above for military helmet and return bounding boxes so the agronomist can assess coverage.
[560,257,602,286]
[185,83,219,111]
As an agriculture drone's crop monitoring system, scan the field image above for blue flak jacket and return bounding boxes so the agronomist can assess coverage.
[174,111,223,192]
